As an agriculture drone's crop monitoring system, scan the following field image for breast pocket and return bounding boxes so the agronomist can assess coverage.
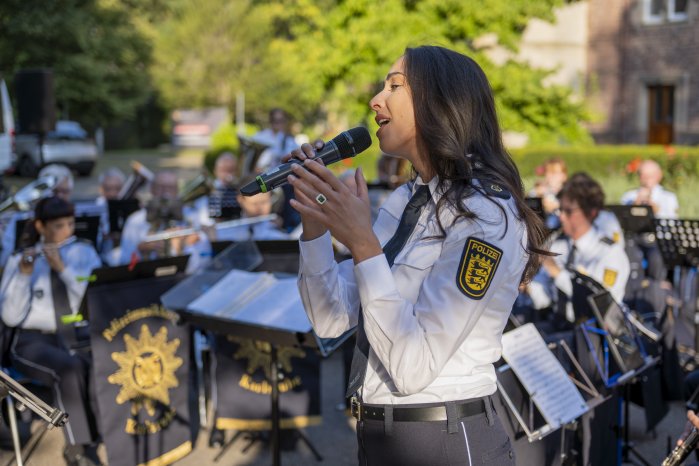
[393,239,442,270]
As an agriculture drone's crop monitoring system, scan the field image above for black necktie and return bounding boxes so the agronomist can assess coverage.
[51,269,77,349]
[565,243,577,271]
[346,185,432,398]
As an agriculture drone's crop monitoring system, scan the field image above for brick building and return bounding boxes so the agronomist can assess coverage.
[587,0,699,144]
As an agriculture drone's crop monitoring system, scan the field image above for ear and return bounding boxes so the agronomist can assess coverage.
[34,219,45,236]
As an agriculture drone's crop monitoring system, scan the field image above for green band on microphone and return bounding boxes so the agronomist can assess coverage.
[256,176,268,193]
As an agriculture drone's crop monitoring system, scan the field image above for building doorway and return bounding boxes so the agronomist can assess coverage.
[647,84,674,144]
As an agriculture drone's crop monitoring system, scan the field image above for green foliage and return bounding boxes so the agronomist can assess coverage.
[514,145,699,218]
[0,0,153,125]
[150,0,587,145]
[203,121,261,173]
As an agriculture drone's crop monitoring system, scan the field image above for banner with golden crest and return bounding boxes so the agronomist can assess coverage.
[87,275,197,466]
[212,335,321,432]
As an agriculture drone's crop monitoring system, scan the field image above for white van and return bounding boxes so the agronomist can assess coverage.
[0,79,15,172]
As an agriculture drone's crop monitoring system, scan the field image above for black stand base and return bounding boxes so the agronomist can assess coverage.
[621,384,652,466]
[212,429,323,463]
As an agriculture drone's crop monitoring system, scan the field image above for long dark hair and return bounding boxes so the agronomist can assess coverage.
[18,196,75,249]
[403,45,547,283]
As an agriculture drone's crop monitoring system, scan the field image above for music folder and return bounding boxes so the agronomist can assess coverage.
[606,204,654,234]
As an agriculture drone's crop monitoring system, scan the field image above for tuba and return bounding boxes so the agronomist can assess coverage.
[0,175,58,214]
[118,161,154,200]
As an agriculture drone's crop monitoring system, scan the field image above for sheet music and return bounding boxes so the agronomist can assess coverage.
[187,269,272,316]
[501,323,588,430]
[232,277,313,333]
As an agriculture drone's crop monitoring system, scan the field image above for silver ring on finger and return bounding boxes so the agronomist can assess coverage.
[315,193,327,205]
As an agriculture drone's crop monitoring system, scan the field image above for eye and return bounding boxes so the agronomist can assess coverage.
[390,84,402,91]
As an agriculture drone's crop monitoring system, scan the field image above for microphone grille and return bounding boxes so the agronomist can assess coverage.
[333,127,372,159]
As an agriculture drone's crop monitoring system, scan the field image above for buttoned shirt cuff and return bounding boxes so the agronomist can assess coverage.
[299,232,334,275]
[354,254,394,305]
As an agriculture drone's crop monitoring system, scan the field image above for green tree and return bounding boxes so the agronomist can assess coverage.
[150,0,590,144]
[0,0,152,126]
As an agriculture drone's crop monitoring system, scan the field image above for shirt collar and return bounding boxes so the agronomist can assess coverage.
[412,174,443,206]
[572,227,598,251]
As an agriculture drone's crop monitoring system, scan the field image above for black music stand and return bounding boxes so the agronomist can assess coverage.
[161,241,350,466]
[525,196,546,222]
[578,288,659,466]
[606,204,655,235]
[654,218,699,349]
[107,199,141,234]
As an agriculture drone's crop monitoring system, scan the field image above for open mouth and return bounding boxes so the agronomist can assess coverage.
[378,119,390,127]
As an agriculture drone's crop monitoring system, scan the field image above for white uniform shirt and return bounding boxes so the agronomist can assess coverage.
[298,176,529,405]
[252,129,299,170]
[118,208,211,273]
[0,238,102,331]
[593,210,625,247]
[621,185,679,219]
[528,228,630,319]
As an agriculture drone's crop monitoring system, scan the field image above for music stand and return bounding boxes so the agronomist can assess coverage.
[162,241,349,466]
[607,204,655,235]
[525,197,546,222]
[78,255,190,320]
[579,289,659,466]
[654,218,699,349]
[107,199,141,233]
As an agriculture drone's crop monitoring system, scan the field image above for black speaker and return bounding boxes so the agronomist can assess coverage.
[15,69,56,134]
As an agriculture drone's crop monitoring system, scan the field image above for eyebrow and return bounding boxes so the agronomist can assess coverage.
[385,71,406,81]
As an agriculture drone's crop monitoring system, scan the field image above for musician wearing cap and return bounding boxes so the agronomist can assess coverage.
[287,46,546,465]
[118,170,211,273]
[0,196,102,466]
[0,164,76,267]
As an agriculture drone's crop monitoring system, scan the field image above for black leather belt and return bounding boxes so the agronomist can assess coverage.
[350,396,487,422]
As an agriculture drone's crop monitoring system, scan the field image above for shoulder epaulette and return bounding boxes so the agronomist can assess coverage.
[600,236,615,245]
[474,178,511,200]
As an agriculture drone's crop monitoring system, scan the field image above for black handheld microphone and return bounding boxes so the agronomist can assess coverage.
[240,126,372,196]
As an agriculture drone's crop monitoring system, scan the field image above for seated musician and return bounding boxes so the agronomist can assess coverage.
[526,172,630,323]
[0,196,103,466]
[215,174,288,241]
[118,170,211,273]
[194,152,241,226]
[95,167,126,264]
[0,164,76,267]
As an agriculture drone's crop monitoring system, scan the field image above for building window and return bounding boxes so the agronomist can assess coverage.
[668,0,688,21]
[643,0,689,24]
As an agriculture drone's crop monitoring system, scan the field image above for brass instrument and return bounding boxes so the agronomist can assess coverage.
[118,161,154,200]
[142,214,279,243]
[178,173,212,204]
[0,175,58,214]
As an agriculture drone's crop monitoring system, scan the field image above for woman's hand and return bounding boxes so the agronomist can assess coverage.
[283,141,329,241]
[42,245,65,273]
[288,158,382,264]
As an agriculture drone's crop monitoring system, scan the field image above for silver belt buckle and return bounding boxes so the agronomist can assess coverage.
[350,395,362,421]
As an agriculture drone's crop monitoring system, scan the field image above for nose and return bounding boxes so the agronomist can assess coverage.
[369,89,384,112]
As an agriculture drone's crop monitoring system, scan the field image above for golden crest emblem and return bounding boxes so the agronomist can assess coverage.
[230,337,305,380]
[457,238,502,299]
[603,268,618,288]
[108,324,183,416]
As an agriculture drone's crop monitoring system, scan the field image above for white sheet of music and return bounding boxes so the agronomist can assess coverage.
[187,269,271,316]
[187,270,312,333]
[501,323,588,430]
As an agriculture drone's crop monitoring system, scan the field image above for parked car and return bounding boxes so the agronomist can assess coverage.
[14,120,98,177]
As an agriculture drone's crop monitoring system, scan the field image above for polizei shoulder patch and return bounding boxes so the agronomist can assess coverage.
[456,238,503,299]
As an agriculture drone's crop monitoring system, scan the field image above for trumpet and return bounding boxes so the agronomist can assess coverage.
[142,214,279,243]
[0,175,58,214]
[179,173,213,204]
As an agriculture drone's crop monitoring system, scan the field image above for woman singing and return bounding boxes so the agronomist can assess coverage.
[287,46,546,465]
